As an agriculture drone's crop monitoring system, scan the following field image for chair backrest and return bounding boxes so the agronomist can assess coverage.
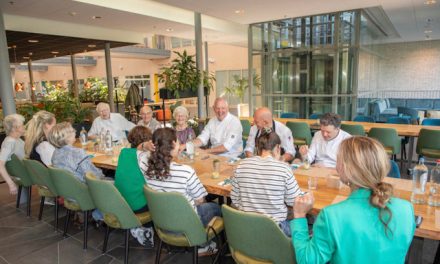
[388,160,401,178]
[422,118,440,126]
[143,185,207,246]
[48,167,95,211]
[308,113,323,120]
[5,154,33,187]
[416,129,440,155]
[341,124,365,136]
[397,107,419,124]
[85,173,141,229]
[221,205,295,264]
[353,115,375,123]
[387,117,411,124]
[23,159,58,195]
[368,127,400,155]
[240,119,252,138]
[286,121,312,145]
[280,112,299,119]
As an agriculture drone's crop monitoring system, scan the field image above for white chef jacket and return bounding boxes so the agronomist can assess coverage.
[88,113,135,141]
[307,129,351,168]
[197,112,243,158]
[244,120,295,157]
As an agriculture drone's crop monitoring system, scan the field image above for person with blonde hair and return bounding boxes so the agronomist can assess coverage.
[173,105,196,144]
[88,102,135,141]
[24,110,56,166]
[0,114,26,194]
[49,122,104,182]
[292,136,415,264]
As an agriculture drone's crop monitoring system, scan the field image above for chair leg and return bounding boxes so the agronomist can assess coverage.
[63,209,71,237]
[102,225,111,253]
[16,186,22,208]
[83,210,89,249]
[27,187,32,217]
[155,239,163,264]
[54,198,59,232]
[38,196,45,220]
[193,246,198,264]
[124,229,130,264]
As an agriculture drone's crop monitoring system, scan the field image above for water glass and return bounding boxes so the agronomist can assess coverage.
[212,159,220,179]
[308,175,318,190]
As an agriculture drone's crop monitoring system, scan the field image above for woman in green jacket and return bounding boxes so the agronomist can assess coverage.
[292,136,415,264]
[115,125,154,247]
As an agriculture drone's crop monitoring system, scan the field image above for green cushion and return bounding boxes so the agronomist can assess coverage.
[421,148,440,159]
[136,212,152,225]
[232,248,272,264]
[37,186,56,198]
[293,138,307,146]
[64,199,81,211]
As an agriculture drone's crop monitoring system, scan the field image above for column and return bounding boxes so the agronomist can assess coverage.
[194,12,205,118]
[71,54,79,98]
[0,9,16,115]
[104,43,115,112]
[204,41,209,115]
[247,25,253,115]
[27,59,36,103]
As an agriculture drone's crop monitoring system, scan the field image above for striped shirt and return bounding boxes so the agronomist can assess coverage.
[145,162,207,211]
[231,156,302,223]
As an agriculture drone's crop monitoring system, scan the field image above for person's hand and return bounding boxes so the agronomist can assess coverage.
[7,181,18,195]
[299,145,309,157]
[293,192,314,218]
[292,158,302,164]
[143,140,156,152]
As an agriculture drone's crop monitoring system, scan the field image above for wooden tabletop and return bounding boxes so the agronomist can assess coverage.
[241,117,440,137]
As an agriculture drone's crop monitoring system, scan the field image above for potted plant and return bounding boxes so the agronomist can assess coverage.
[222,74,261,117]
[158,50,215,98]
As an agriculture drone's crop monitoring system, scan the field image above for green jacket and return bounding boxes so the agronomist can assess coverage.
[291,188,415,264]
[114,148,147,211]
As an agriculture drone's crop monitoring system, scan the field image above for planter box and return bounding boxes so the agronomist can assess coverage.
[237,103,250,117]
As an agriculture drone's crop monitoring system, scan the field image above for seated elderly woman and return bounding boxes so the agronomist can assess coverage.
[48,122,104,182]
[173,105,196,144]
[114,125,154,247]
[292,136,415,263]
[0,114,26,194]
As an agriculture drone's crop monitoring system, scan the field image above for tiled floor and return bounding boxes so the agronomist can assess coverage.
[0,182,438,263]
[0,184,232,264]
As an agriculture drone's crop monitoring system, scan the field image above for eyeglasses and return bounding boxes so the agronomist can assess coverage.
[140,112,153,116]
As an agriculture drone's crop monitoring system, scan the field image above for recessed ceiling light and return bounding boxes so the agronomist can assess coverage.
[51,51,59,54]
[28,52,33,56]
[12,45,16,48]
[166,28,173,32]
[69,11,77,16]
[23,56,29,59]
[424,0,436,5]
[424,29,432,34]
[28,39,39,43]
[92,16,102,19]
[234,10,244,14]
[88,44,96,48]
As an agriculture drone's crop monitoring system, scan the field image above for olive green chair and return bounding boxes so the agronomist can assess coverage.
[48,167,95,249]
[286,121,312,147]
[241,119,252,140]
[368,128,401,161]
[221,205,296,264]
[86,173,151,264]
[5,154,33,217]
[416,129,440,160]
[341,124,366,136]
[144,185,224,264]
[23,159,59,229]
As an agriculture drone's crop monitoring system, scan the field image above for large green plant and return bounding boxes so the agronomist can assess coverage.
[159,50,215,98]
[79,78,126,103]
[223,74,261,103]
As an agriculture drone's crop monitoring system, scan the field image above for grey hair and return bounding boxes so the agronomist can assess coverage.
[96,102,110,113]
[173,106,189,119]
[213,97,229,108]
[47,122,76,148]
[319,113,342,128]
[3,114,25,135]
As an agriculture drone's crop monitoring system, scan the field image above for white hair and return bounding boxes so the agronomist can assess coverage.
[96,102,110,113]
[3,114,25,135]
[173,106,189,119]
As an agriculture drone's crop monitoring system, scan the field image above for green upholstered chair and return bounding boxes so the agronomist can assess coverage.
[368,128,401,161]
[48,167,95,249]
[416,129,440,160]
[221,205,296,264]
[144,185,224,264]
[23,159,60,230]
[241,119,251,140]
[86,173,150,264]
[5,154,33,217]
[286,121,312,147]
[341,124,366,136]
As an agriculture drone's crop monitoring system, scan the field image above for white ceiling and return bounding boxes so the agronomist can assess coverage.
[1,0,439,45]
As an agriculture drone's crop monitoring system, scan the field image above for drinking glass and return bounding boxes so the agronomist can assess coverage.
[212,159,220,179]
[308,175,318,190]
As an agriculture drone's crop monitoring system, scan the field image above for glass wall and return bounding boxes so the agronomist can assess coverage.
[249,10,360,120]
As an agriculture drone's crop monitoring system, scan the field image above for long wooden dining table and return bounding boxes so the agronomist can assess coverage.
[242,117,440,169]
[87,147,440,241]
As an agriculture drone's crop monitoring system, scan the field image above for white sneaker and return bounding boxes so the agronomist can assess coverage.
[198,240,218,257]
[130,227,147,246]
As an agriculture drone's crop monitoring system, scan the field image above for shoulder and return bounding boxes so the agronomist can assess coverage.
[171,162,195,174]
[340,130,352,139]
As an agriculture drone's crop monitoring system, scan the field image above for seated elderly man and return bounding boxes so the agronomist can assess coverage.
[88,102,135,141]
[138,106,161,132]
[245,107,295,162]
[299,112,351,168]
[192,98,243,158]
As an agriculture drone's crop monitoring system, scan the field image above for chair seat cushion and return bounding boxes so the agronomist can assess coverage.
[421,148,440,159]
[205,216,224,241]
[294,138,307,146]
[136,211,152,225]
[64,199,82,211]
[37,186,56,198]
[232,248,272,264]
